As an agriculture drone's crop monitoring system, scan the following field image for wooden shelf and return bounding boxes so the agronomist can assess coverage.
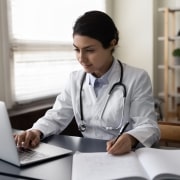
[158,7,180,121]
[158,36,180,41]
[158,65,180,70]
[169,92,180,98]
[158,7,180,12]
[169,65,180,70]
[158,92,180,98]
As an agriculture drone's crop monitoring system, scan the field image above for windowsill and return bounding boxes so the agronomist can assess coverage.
[8,96,56,117]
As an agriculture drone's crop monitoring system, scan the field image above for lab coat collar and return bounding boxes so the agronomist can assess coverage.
[86,59,120,88]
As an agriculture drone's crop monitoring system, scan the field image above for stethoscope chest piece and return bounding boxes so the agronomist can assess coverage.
[78,123,86,132]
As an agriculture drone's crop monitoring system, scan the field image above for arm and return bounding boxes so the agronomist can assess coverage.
[14,73,75,148]
[31,74,75,138]
[107,69,160,155]
[127,70,160,147]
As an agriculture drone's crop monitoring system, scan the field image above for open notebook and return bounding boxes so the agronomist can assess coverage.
[0,101,72,167]
[72,148,180,180]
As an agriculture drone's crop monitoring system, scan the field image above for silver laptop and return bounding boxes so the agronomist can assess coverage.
[0,101,72,167]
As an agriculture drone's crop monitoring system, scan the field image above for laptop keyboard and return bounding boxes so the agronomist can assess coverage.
[18,147,49,162]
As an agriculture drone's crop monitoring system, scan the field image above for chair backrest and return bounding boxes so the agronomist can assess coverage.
[158,122,180,147]
[154,97,163,121]
[60,117,83,137]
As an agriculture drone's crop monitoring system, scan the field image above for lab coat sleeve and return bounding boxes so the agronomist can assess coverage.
[31,74,74,138]
[126,70,160,147]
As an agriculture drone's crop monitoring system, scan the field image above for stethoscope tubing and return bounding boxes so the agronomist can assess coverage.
[79,60,126,132]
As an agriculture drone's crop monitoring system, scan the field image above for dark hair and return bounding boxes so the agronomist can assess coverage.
[73,10,119,49]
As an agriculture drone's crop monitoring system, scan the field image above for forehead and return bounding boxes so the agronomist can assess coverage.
[73,35,102,48]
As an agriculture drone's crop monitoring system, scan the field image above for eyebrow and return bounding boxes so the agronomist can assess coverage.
[73,44,96,49]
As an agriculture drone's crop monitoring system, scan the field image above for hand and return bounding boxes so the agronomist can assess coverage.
[14,129,42,149]
[106,133,137,155]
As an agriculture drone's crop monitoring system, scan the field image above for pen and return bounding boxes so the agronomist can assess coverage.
[113,122,129,145]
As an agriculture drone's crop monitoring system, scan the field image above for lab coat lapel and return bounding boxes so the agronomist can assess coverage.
[91,60,122,119]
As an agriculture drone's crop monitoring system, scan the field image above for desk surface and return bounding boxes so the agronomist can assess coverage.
[0,135,107,180]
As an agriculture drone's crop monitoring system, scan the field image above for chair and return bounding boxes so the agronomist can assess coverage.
[158,121,180,147]
[60,117,83,137]
[154,97,163,121]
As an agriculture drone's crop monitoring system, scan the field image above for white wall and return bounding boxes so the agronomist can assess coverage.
[112,0,154,85]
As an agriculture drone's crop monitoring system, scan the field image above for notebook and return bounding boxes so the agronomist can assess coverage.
[0,101,72,167]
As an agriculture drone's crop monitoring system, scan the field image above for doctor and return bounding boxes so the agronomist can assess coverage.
[14,10,160,155]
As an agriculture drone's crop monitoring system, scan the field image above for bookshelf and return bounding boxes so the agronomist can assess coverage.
[158,7,180,121]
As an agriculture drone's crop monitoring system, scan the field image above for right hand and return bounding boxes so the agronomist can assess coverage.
[14,129,42,149]
[106,133,138,155]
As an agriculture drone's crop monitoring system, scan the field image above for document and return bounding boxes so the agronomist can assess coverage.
[72,148,180,180]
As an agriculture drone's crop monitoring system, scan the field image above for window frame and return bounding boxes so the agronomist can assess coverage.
[0,0,111,111]
[0,0,14,109]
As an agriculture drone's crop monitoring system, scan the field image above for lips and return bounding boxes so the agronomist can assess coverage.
[82,64,92,68]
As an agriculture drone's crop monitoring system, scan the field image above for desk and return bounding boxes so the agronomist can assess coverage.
[0,135,107,180]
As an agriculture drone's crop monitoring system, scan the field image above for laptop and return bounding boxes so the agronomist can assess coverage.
[0,101,72,167]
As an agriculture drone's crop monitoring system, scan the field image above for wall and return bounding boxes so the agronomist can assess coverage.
[112,0,154,86]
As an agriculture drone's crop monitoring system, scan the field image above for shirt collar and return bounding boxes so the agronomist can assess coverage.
[87,59,115,88]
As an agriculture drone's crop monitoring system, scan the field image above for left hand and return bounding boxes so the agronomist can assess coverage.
[106,133,137,155]
[14,129,42,149]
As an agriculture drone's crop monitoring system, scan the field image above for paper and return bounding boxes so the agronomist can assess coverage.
[71,148,180,180]
[72,151,148,180]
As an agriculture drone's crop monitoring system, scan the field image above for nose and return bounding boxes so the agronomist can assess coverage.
[77,51,86,63]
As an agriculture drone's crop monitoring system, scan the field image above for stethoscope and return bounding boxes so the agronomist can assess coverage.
[78,60,127,132]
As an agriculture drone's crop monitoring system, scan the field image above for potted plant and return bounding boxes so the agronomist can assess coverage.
[172,48,180,65]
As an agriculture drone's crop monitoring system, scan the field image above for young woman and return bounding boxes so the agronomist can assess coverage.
[14,11,160,155]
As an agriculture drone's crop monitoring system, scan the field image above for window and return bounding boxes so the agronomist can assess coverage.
[8,0,106,103]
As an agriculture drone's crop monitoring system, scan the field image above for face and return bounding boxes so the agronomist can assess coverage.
[73,35,114,78]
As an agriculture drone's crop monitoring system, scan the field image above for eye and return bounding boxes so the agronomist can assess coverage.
[86,49,95,52]
[73,48,80,52]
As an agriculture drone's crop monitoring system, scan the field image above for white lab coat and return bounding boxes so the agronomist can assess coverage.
[32,59,160,147]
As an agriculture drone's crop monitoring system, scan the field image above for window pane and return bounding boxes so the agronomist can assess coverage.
[14,51,81,102]
[10,0,105,42]
[9,0,106,103]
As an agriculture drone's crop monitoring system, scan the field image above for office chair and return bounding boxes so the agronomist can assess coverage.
[154,97,163,121]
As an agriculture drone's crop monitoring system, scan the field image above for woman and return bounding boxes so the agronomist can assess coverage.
[14,10,160,155]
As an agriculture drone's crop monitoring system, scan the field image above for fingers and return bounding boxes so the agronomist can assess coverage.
[14,131,26,147]
[22,131,35,148]
[14,130,41,149]
[106,133,132,155]
[106,139,114,152]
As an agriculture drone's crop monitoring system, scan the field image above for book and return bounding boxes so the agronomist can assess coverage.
[72,148,180,180]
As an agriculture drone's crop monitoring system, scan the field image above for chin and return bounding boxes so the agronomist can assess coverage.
[83,68,93,74]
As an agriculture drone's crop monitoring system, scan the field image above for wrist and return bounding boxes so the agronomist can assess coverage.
[129,135,138,148]
[31,129,43,139]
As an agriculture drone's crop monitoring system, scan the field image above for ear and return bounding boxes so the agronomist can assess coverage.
[110,39,117,47]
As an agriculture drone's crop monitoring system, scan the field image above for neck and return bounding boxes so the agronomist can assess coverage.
[92,58,114,78]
